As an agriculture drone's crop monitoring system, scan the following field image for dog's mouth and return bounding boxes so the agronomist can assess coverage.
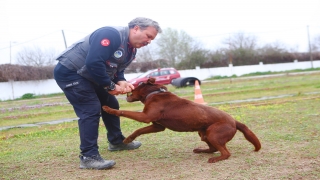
[126,91,142,103]
[126,92,134,102]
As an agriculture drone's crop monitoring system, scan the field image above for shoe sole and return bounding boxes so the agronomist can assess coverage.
[79,162,116,170]
[108,145,141,151]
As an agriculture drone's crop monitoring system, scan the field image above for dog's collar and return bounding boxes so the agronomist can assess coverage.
[144,88,166,102]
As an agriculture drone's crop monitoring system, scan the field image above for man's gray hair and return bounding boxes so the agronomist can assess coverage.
[128,17,162,33]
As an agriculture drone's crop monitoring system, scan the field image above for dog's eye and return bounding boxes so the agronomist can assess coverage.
[127,92,132,97]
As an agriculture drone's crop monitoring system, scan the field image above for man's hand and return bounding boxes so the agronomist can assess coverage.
[117,81,135,94]
[107,81,134,95]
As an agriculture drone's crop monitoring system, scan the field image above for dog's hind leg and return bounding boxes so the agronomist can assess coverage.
[205,123,237,163]
[123,123,165,144]
[193,130,218,153]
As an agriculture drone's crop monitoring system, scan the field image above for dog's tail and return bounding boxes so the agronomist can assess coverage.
[236,121,261,151]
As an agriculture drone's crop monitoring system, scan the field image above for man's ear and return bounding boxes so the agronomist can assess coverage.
[133,25,140,32]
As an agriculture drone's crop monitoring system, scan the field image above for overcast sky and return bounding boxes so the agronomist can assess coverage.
[0,0,319,64]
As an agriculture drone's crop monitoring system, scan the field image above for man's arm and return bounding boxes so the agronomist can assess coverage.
[86,27,121,87]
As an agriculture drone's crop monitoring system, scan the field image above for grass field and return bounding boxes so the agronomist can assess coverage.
[0,72,320,180]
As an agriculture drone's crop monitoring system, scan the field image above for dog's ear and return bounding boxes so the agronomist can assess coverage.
[147,78,156,84]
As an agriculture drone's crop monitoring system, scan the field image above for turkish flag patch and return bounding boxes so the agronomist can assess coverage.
[101,39,110,46]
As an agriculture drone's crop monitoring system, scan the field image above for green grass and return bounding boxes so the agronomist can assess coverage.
[1,71,320,179]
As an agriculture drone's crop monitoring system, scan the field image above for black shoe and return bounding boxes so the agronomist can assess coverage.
[79,154,115,170]
[108,141,142,151]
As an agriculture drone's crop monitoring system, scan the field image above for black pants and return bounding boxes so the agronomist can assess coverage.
[55,77,125,157]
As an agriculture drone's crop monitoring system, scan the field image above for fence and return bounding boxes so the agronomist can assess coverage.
[1,60,319,101]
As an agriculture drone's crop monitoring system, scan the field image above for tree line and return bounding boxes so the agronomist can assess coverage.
[1,28,320,82]
[0,64,54,82]
[129,29,320,72]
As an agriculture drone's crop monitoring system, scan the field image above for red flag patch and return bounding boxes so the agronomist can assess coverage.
[101,39,110,46]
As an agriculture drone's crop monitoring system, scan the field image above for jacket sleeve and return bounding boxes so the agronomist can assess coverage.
[86,27,121,87]
[113,69,126,83]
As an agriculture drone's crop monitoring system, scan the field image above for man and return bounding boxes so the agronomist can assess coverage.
[54,17,162,170]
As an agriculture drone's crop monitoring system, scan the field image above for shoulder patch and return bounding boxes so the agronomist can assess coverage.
[114,50,123,58]
[101,39,110,46]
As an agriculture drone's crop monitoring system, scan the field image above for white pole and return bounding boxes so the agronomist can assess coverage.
[307,26,313,68]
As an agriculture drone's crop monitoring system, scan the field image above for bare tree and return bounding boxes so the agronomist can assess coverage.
[221,32,258,65]
[224,32,258,50]
[312,34,320,52]
[259,42,287,54]
[15,45,58,67]
[257,42,294,63]
[200,49,229,68]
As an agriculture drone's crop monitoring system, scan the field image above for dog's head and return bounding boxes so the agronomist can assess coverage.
[127,78,167,103]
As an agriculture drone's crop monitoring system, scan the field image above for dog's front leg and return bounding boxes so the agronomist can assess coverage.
[102,105,155,123]
[124,123,166,144]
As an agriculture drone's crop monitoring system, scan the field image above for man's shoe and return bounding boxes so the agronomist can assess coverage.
[108,141,142,151]
[79,154,116,170]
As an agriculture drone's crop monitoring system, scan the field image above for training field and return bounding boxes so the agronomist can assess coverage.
[1,72,319,180]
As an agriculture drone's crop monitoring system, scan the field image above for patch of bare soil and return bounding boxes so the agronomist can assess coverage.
[24,133,319,180]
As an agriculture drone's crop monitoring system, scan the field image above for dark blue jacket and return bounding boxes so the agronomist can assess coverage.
[56,26,136,87]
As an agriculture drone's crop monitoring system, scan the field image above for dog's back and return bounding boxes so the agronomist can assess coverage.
[143,92,237,132]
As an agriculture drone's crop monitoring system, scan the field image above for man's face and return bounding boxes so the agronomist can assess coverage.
[129,26,158,48]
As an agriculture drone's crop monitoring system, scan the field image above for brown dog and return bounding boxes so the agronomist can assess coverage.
[102,78,261,163]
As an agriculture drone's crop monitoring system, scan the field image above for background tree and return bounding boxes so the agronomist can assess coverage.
[203,49,229,68]
[16,45,58,67]
[156,28,196,67]
[312,34,320,52]
[0,64,54,82]
[177,48,209,69]
[126,46,169,73]
[222,32,258,65]
[135,46,154,62]
[257,42,294,63]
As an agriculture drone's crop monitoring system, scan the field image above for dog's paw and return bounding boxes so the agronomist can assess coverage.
[123,137,134,144]
[102,106,122,116]
[208,156,226,163]
[102,105,118,115]
[208,154,230,163]
[193,148,216,153]
[208,157,219,163]
[102,106,111,113]
[193,148,202,153]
